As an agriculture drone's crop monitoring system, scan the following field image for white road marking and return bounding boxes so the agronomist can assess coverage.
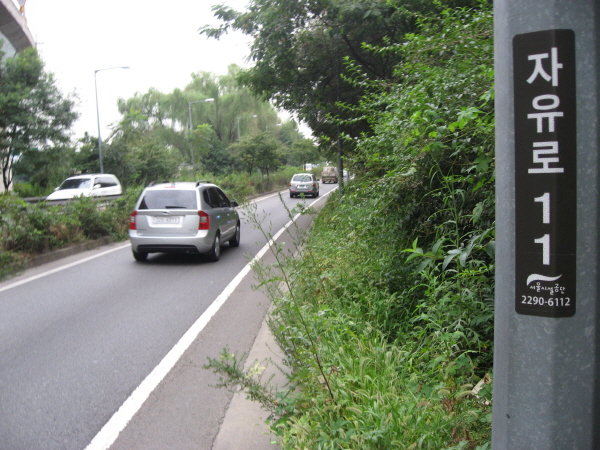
[0,187,334,449]
[0,243,131,294]
[85,190,334,450]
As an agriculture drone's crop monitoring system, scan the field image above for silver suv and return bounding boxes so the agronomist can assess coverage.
[128,181,240,262]
[289,173,319,198]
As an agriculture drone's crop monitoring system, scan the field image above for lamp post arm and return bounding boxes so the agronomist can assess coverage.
[94,71,104,174]
[94,66,129,174]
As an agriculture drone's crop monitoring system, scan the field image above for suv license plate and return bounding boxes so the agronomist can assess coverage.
[298,184,306,189]
[152,216,181,225]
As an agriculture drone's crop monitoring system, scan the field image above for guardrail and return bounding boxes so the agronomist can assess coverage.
[22,195,123,206]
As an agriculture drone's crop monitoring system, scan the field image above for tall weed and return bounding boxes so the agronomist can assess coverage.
[205,3,494,449]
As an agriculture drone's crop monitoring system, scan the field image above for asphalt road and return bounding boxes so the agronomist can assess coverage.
[0,185,336,450]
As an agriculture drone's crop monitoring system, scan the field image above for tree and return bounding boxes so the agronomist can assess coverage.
[105,65,291,182]
[13,144,75,192]
[72,133,102,174]
[104,109,181,186]
[202,140,242,176]
[230,132,282,175]
[116,65,280,155]
[200,0,482,147]
[0,47,78,191]
[189,123,214,170]
[284,138,320,167]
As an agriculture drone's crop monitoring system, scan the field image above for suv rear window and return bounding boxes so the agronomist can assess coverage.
[293,175,312,182]
[139,190,197,210]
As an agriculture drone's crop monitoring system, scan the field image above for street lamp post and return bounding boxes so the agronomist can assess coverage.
[236,114,257,140]
[94,66,129,173]
[188,98,215,168]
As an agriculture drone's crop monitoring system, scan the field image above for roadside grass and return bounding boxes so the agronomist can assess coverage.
[205,5,495,448]
[206,187,493,449]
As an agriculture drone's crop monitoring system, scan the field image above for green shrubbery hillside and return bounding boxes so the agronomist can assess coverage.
[208,4,495,449]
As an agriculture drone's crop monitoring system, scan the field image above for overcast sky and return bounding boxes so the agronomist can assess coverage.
[24,0,256,141]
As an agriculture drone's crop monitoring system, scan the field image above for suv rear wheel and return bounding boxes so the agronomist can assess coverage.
[207,233,221,262]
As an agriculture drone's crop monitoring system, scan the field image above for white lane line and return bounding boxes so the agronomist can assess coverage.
[85,193,333,450]
[0,243,131,294]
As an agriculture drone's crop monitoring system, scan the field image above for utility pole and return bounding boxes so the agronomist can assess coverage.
[493,1,600,448]
[94,66,129,173]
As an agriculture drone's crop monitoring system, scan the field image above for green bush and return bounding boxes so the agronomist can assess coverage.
[180,166,298,203]
[2,200,76,253]
[60,197,107,240]
[206,3,494,449]
[0,188,140,281]
[100,187,143,240]
[12,182,43,198]
[277,4,494,446]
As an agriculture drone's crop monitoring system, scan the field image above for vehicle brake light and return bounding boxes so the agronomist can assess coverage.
[199,210,210,230]
[129,211,137,230]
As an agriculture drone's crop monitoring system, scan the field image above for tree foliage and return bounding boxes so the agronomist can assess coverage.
[116,65,279,148]
[201,0,482,148]
[102,65,311,183]
[285,138,321,167]
[0,47,78,191]
[103,109,181,186]
[229,131,283,175]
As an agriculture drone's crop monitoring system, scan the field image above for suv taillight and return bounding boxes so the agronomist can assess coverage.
[199,211,210,230]
[129,211,137,230]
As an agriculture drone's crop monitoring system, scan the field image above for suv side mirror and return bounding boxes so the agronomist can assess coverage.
[231,201,239,207]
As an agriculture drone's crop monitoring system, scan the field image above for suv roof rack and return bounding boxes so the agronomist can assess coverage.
[147,180,171,187]
[195,180,211,186]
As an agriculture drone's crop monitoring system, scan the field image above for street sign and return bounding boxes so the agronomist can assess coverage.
[513,29,577,317]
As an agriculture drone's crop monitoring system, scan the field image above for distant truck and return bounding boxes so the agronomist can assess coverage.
[321,166,339,184]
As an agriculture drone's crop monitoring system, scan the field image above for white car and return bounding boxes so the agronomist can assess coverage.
[45,174,122,200]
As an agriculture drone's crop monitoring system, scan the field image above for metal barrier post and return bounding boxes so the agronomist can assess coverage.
[493,1,600,448]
